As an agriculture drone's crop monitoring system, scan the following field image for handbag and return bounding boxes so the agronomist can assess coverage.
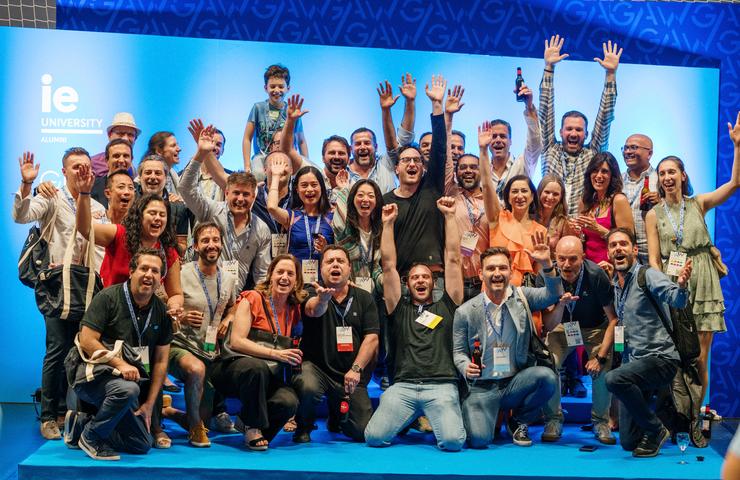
[35,216,102,321]
[18,205,57,288]
[709,246,728,279]
[516,287,556,372]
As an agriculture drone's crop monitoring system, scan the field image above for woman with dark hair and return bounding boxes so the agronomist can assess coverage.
[479,122,547,287]
[331,173,384,294]
[213,254,306,451]
[572,152,634,263]
[146,131,182,194]
[645,114,740,406]
[536,174,571,256]
[267,156,334,282]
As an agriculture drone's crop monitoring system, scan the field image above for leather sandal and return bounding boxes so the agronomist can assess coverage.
[153,430,172,449]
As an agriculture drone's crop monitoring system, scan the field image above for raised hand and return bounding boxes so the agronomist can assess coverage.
[728,111,740,147]
[544,34,569,67]
[335,168,349,189]
[436,196,456,216]
[400,73,417,100]
[269,155,289,180]
[677,258,693,289]
[19,152,40,184]
[312,282,336,303]
[425,74,447,103]
[377,80,399,110]
[197,124,216,153]
[478,121,493,149]
[445,84,465,115]
[517,83,534,109]
[75,163,95,193]
[526,230,553,266]
[594,40,623,73]
[381,203,398,224]
[37,181,58,199]
[188,118,205,145]
[287,94,309,120]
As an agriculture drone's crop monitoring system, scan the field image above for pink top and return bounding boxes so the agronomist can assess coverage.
[583,207,612,264]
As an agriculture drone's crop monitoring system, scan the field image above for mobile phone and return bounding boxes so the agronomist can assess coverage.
[579,445,598,452]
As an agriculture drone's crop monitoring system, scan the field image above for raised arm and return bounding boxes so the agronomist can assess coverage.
[589,41,621,152]
[242,115,255,172]
[478,121,502,229]
[438,197,464,306]
[696,112,740,213]
[181,124,221,220]
[380,204,401,314]
[399,73,417,144]
[522,230,562,311]
[188,118,228,190]
[646,260,691,309]
[13,152,53,224]
[282,94,310,173]
[75,163,117,246]
[539,34,568,159]
[304,284,337,318]
[425,75,448,192]
[266,155,292,229]
[520,84,542,174]
[378,80,400,152]
[330,170,351,232]
[443,84,465,195]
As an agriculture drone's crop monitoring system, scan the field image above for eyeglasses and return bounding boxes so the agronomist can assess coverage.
[399,157,423,165]
[621,145,651,153]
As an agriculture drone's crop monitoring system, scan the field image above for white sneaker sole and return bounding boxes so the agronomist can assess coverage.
[78,435,120,461]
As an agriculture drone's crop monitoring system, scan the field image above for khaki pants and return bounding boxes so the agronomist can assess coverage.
[544,322,612,426]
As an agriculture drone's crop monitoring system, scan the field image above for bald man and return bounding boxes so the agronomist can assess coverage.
[621,134,658,263]
[538,236,619,445]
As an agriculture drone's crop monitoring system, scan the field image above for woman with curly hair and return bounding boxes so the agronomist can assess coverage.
[571,152,634,263]
[213,254,306,451]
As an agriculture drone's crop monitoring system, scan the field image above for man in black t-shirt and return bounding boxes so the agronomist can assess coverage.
[293,245,379,443]
[539,236,618,445]
[64,249,173,461]
[364,196,466,451]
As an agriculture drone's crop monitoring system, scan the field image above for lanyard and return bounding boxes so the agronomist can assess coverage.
[332,297,354,327]
[626,172,647,206]
[123,282,153,348]
[303,213,322,259]
[227,213,251,257]
[493,158,513,199]
[615,274,632,325]
[485,302,503,339]
[62,186,76,213]
[663,198,685,246]
[268,296,284,336]
[196,265,221,324]
[564,265,584,317]
[358,234,374,265]
[463,194,483,226]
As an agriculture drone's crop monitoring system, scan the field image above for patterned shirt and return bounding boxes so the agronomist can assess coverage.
[622,166,658,261]
[539,70,617,216]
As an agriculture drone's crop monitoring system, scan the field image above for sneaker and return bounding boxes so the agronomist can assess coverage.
[40,419,61,440]
[188,422,211,448]
[594,422,616,445]
[210,412,237,433]
[541,420,562,442]
[506,416,532,447]
[78,433,120,461]
[633,426,670,458]
[292,430,311,443]
[570,378,588,398]
[63,410,88,449]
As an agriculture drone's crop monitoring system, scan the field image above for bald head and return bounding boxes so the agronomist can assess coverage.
[623,134,654,176]
[555,235,584,281]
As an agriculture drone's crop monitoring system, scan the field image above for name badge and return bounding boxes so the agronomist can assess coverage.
[564,321,584,347]
[223,260,240,280]
[134,346,150,373]
[204,325,218,352]
[460,231,479,257]
[666,251,687,276]
[614,325,625,353]
[493,346,511,373]
[302,259,319,284]
[355,276,373,293]
[336,326,354,352]
[271,233,288,257]
[414,310,443,330]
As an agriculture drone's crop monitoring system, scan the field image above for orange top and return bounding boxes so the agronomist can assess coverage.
[237,290,301,337]
[489,210,548,286]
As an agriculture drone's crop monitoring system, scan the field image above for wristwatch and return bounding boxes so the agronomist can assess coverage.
[351,364,363,374]
[594,354,607,366]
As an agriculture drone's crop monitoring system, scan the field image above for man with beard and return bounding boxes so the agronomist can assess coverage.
[604,228,692,457]
[364,197,466,451]
[179,125,271,290]
[539,236,618,445]
[292,245,379,443]
[63,249,173,460]
[382,75,447,300]
[452,237,561,448]
[91,139,134,208]
[539,35,622,216]
[168,222,239,447]
[620,134,658,263]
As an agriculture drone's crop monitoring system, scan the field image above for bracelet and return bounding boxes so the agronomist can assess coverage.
[542,265,555,273]
[79,191,91,195]
[22,180,33,185]
[544,68,554,73]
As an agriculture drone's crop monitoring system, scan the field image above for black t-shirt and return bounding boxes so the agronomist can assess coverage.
[80,282,173,350]
[536,259,612,329]
[382,114,446,275]
[301,286,380,384]
[387,292,458,383]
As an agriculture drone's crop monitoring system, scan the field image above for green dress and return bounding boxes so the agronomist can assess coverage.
[654,197,726,332]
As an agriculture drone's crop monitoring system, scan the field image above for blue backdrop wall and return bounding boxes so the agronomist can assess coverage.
[45,0,740,417]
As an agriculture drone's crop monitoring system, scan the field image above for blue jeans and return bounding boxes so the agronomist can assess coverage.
[462,366,557,448]
[365,381,466,451]
[605,355,678,451]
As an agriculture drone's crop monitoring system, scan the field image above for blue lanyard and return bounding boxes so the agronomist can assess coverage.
[463,194,483,226]
[663,198,685,246]
[123,282,153,347]
[196,266,221,324]
[485,302,503,339]
[269,296,284,336]
[303,213,322,259]
[332,297,354,327]
[358,235,373,264]
[564,265,584,317]
[227,214,250,257]
[615,273,633,325]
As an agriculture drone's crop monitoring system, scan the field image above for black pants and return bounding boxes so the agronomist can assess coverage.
[41,315,78,421]
[211,356,298,441]
[292,361,373,441]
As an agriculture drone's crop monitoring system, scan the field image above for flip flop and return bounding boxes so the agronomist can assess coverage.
[153,431,172,449]
[246,436,268,451]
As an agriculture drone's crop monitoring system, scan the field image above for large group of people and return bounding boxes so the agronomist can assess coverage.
[14,36,740,462]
